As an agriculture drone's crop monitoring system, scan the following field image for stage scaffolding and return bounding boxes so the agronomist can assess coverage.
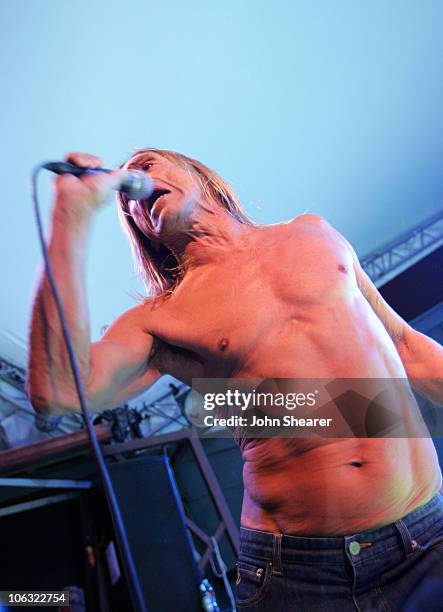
[361,209,443,286]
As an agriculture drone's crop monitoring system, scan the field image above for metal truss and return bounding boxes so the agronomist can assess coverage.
[0,356,26,392]
[361,209,443,284]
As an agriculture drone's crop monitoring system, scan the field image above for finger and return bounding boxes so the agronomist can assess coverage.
[80,169,125,196]
[65,151,103,169]
[55,173,81,190]
[54,174,85,200]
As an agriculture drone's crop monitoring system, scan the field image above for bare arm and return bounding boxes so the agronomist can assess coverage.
[85,305,161,411]
[27,152,160,414]
[335,225,443,406]
[354,264,443,406]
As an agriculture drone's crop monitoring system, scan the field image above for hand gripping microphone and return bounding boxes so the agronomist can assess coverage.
[42,161,154,200]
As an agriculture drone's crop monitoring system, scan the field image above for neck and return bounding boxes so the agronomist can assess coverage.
[164,207,255,269]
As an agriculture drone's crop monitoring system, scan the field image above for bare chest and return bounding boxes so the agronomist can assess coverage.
[147,221,355,376]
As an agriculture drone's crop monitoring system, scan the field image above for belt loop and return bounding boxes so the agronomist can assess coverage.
[272,533,283,576]
[394,520,416,556]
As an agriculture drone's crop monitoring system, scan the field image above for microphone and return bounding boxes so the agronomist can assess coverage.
[42,161,154,200]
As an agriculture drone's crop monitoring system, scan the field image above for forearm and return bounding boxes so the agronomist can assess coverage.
[27,207,94,413]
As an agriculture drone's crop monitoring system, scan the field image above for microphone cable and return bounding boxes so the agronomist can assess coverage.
[31,164,147,612]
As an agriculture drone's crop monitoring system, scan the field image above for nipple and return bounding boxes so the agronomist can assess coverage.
[338,264,347,273]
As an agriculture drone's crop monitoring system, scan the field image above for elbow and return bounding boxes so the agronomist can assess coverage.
[26,361,101,414]
[26,376,80,416]
[27,389,66,416]
[25,373,50,414]
[27,392,57,416]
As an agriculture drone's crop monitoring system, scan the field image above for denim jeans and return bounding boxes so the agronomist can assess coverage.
[236,492,443,611]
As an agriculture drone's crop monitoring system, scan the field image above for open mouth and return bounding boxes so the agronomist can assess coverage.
[144,188,170,209]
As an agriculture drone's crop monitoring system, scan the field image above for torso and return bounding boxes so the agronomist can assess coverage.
[145,214,442,535]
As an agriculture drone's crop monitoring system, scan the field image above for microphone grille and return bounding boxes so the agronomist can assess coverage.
[121,170,154,200]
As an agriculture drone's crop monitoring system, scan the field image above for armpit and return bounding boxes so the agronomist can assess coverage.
[149,336,205,385]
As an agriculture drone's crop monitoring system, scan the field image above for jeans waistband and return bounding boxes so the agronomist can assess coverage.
[240,492,443,567]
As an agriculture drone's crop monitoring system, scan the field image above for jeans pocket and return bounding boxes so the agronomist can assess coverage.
[236,558,273,608]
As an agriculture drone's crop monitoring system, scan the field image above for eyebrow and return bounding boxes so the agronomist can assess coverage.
[129,152,163,170]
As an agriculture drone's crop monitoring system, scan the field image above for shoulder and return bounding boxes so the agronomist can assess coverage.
[115,303,148,323]
[113,296,167,326]
[289,213,331,227]
[286,213,337,237]
[288,213,359,261]
[101,303,152,340]
[289,213,351,242]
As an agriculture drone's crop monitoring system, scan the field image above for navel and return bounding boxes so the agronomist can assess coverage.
[218,337,230,351]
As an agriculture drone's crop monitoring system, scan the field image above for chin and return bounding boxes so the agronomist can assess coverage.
[153,208,189,239]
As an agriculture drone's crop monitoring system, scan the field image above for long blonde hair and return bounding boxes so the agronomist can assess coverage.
[116,148,256,297]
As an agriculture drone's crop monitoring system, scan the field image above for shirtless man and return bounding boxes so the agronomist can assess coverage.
[28,150,443,611]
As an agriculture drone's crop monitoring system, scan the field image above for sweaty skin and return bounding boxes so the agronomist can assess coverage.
[28,151,442,537]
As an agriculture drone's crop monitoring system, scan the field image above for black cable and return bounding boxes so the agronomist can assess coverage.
[31,165,147,612]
